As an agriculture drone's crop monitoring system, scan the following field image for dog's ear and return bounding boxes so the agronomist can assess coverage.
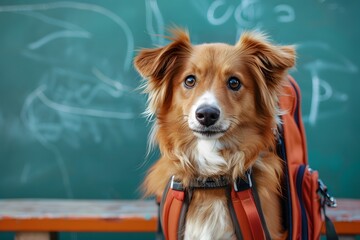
[237,32,296,117]
[134,29,192,81]
[134,29,192,117]
[236,32,296,90]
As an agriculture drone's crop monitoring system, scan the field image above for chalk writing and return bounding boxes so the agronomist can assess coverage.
[35,85,135,119]
[0,2,134,71]
[300,42,358,126]
[0,1,142,199]
[274,4,295,23]
[28,30,92,50]
[206,0,295,40]
[234,0,263,29]
[19,11,88,31]
[146,0,165,46]
[21,84,74,197]
[207,0,234,26]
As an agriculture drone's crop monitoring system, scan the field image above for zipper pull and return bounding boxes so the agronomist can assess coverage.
[318,179,337,208]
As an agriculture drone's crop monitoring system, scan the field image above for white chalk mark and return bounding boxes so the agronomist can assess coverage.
[303,108,347,123]
[234,0,263,28]
[0,1,134,71]
[19,11,86,31]
[309,70,320,126]
[145,0,165,45]
[334,93,348,101]
[306,62,337,126]
[45,67,135,106]
[28,30,91,50]
[35,85,135,119]
[300,42,358,73]
[300,42,358,125]
[304,56,358,73]
[191,0,210,19]
[274,4,295,23]
[307,69,350,126]
[305,60,337,126]
[21,86,73,198]
[207,0,234,26]
[92,67,132,92]
[318,79,332,102]
[21,50,59,64]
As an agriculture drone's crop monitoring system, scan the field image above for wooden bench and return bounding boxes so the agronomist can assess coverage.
[0,198,359,239]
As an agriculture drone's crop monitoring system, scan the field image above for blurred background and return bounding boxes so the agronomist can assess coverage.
[0,0,359,239]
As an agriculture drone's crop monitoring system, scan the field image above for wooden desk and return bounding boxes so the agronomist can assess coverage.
[0,198,358,239]
[324,199,360,236]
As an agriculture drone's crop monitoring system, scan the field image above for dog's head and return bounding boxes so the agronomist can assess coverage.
[135,29,295,162]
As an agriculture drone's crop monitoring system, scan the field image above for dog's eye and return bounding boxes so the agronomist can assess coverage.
[184,75,196,89]
[227,77,242,91]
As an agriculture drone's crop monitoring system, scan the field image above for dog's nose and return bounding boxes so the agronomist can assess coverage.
[195,105,220,127]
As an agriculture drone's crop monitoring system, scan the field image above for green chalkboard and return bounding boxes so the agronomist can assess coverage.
[0,0,359,238]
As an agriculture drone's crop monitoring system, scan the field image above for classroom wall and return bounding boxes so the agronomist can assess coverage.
[0,0,359,232]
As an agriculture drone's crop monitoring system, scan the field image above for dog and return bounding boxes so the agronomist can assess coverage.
[134,29,295,240]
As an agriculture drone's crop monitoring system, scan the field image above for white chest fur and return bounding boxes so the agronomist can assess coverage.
[196,139,227,175]
[184,198,234,240]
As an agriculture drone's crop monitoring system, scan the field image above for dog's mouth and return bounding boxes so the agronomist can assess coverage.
[191,127,228,138]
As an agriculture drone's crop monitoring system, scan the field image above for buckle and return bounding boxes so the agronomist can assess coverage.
[170,176,184,191]
[234,170,253,192]
[318,179,337,208]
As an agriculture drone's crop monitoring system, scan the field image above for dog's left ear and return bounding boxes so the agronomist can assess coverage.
[236,32,296,90]
[134,29,192,81]
[134,29,192,117]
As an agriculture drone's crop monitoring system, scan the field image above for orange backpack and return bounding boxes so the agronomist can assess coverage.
[277,76,337,240]
[157,76,338,240]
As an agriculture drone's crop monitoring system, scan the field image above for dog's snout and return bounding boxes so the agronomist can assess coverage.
[195,105,220,127]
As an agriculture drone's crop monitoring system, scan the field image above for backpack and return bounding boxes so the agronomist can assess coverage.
[157,76,338,240]
[277,75,338,240]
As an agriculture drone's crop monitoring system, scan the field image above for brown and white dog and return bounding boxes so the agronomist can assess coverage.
[134,29,295,240]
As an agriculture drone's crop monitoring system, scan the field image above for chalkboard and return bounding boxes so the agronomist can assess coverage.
[0,0,359,223]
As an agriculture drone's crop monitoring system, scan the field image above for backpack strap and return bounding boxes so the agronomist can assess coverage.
[228,170,271,240]
[159,176,191,240]
[279,76,308,166]
[159,173,270,240]
[279,76,308,239]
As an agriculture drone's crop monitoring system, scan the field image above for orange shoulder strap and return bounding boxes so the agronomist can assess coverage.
[279,75,308,167]
[279,76,308,239]
[160,177,190,240]
[228,172,271,240]
[160,174,270,240]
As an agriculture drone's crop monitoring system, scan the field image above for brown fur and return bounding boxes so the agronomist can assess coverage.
[134,29,295,239]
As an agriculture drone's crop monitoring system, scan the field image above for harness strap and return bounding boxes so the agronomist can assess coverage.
[160,177,191,240]
[160,173,269,240]
[160,186,185,239]
[189,176,229,189]
[232,188,265,239]
[251,180,272,240]
[229,171,270,240]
